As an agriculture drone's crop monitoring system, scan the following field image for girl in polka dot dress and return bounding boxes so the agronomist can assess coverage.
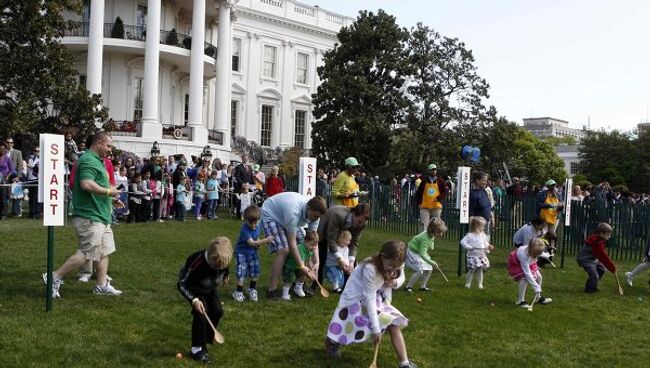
[325,240,417,368]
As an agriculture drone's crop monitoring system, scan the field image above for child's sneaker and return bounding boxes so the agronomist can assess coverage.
[93,283,122,296]
[293,285,306,298]
[42,272,63,298]
[419,287,431,292]
[625,272,633,287]
[232,290,245,302]
[281,293,291,301]
[334,287,344,294]
[78,273,91,283]
[516,301,530,308]
[405,287,413,293]
[538,296,552,305]
[324,338,341,358]
[246,288,258,302]
[399,361,418,368]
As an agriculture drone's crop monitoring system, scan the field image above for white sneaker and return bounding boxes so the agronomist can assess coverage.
[42,272,63,298]
[246,288,258,302]
[78,274,91,283]
[93,283,122,296]
[281,293,291,301]
[232,291,245,302]
[625,272,633,287]
[293,285,306,298]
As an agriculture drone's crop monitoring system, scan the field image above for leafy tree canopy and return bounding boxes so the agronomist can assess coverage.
[0,0,106,144]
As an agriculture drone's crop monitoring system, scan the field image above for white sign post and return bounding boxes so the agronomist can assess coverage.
[564,178,573,226]
[458,166,471,224]
[39,133,65,312]
[39,134,65,226]
[298,157,317,198]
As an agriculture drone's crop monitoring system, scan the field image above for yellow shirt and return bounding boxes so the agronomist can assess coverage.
[540,193,560,224]
[332,171,359,207]
[421,181,442,209]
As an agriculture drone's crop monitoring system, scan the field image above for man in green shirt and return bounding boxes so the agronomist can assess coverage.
[43,132,124,298]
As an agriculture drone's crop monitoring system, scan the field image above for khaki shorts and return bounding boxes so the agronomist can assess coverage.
[72,217,116,262]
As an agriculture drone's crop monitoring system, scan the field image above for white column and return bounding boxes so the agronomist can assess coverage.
[188,0,208,144]
[140,0,162,139]
[86,0,104,96]
[215,0,234,149]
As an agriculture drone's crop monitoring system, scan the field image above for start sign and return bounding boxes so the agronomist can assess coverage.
[298,157,317,198]
[39,134,65,226]
[456,166,471,224]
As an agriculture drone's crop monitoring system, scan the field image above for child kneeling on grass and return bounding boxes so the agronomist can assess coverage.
[577,222,616,293]
[508,238,552,308]
[325,240,418,368]
[177,236,233,364]
[282,231,319,301]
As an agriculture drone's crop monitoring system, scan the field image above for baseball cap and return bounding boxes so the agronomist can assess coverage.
[344,157,360,167]
[428,163,437,171]
[254,164,260,171]
[546,179,556,186]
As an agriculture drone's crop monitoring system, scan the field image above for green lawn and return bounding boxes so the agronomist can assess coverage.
[1,216,648,368]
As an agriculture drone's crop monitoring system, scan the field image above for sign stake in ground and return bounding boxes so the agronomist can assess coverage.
[39,134,65,312]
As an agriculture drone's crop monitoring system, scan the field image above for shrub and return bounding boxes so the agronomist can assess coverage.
[111,17,125,38]
[165,28,178,46]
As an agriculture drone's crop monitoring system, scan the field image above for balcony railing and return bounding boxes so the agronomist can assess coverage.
[64,22,217,59]
[103,120,139,136]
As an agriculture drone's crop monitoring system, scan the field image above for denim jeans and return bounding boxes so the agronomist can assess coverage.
[206,199,217,219]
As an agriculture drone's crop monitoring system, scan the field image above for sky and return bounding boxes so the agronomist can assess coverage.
[301,0,650,132]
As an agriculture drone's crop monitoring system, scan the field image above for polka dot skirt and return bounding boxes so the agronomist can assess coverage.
[326,292,408,346]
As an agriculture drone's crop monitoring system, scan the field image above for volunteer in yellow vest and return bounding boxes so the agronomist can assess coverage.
[331,157,362,207]
[416,163,449,232]
[537,179,564,233]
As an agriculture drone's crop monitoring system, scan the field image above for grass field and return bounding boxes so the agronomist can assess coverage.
[1,216,648,368]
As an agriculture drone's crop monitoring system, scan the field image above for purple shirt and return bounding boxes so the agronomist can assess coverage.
[0,154,14,178]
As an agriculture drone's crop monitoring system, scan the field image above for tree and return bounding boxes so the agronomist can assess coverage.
[311,10,410,170]
[578,130,636,188]
[395,23,495,172]
[0,0,106,142]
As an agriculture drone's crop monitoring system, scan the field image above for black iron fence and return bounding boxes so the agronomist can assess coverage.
[284,177,650,262]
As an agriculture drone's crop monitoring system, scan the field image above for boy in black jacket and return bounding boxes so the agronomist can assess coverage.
[178,236,232,363]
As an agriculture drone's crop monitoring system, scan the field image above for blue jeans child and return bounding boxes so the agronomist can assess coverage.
[206,199,217,219]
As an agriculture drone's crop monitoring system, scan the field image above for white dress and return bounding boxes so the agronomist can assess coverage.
[460,232,491,270]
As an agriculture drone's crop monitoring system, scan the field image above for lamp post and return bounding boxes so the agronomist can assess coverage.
[150,141,160,158]
[201,145,212,162]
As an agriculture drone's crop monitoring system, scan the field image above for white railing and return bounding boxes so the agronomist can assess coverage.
[324,11,344,25]
[293,2,315,16]
[260,0,283,8]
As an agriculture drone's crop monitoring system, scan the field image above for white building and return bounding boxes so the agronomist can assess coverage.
[555,144,581,178]
[523,117,587,142]
[61,0,352,161]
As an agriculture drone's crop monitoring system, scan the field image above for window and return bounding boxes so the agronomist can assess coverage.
[232,38,241,72]
[79,75,87,88]
[136,5,147,39]
[184,94,189,124]
[294,110,306,148]
[296,52,309,84]
[261,105,273,147]
[82,0,90,23]
[133,77,144,121]
[263,45,277,78]
[231,100,238,138]
[570,162,579,175]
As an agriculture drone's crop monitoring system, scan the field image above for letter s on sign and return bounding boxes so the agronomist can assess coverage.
[51,143,59,155]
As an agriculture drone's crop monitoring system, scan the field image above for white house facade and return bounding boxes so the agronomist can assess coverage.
[61,0,352,161]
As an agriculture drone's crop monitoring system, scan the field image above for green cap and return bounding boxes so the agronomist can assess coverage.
[344,157,360,167]
[253,164,260,171]
[545,179,556,186]
[428,163,437,171]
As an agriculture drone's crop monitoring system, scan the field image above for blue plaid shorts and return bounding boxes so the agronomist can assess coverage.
[262,219,306,254]
[235,251,260,280]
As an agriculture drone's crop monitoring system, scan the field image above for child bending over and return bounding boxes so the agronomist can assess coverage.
[577,222,616,293]
[325,230,353,293]
[404,218,447,292]
[282,231,319,301]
